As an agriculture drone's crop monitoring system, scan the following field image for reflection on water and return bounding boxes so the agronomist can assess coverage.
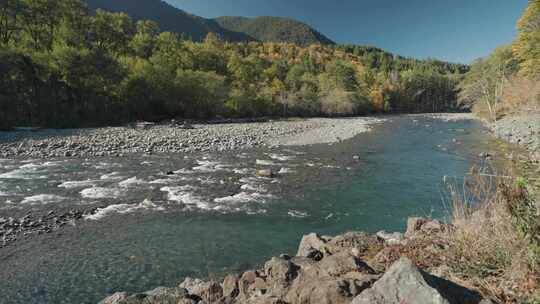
[0,115,503,304]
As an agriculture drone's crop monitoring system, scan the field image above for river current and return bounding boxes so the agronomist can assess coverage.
[0,115,504,304]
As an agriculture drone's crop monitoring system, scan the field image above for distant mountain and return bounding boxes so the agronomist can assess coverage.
[85,0,254,42]
[214,16,335,46]
[85,0,334,45]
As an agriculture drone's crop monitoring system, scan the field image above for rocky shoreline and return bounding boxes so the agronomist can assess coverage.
[491,113,540,162]
[100,217,491,304]
[0,117,382,159]
[0,208,101,248]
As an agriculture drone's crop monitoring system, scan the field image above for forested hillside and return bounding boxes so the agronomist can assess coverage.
[85,0,254,42]
[214,16,335,46]
[0,0,467,130]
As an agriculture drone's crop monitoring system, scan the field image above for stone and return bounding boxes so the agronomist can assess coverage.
[296,233,328,257]
[256,169,274,178]
[405,217,427,237]
[422,219,444,233]
[325,232,380,258]
[222,274,240,298]
[179,278,224,301]
[98,292,129,304]
[376,231,405,245]
[286,274,355,304]
[352,257,449,304]
[316,252,375,278]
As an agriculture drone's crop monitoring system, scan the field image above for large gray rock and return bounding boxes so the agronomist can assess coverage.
[99,292,128,304]
[296,233,328,258]
[352,257,486,304]
[179,278,222,303]
[352,257,449,304]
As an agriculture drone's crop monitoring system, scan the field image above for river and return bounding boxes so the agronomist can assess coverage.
[0,115,506,304]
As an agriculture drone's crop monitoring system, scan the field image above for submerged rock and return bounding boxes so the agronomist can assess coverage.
[256,169,274,178]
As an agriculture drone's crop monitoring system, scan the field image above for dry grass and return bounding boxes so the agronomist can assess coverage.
[471,76,540,121]
[445,166,540,303]
[500,76,540,115]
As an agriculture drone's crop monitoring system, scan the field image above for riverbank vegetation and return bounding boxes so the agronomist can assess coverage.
[450,1,540,302]
[0,0,468,130]
[458,0,540,122]
[447,169,539,303]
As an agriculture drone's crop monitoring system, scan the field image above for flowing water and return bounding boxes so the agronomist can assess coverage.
[0,115,505,304]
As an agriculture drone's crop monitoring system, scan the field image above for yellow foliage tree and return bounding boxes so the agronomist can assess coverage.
[513,0,540,79]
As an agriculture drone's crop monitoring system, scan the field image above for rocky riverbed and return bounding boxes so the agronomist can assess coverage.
[491,113,540,161]
[0,117,383,159]
[99,217,492,304]
[0,208,101,248]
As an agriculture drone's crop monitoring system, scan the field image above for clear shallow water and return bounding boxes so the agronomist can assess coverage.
[0,115,502,304]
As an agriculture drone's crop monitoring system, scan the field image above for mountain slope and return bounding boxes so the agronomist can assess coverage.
[85,0,334,45]
[85,0,254,42]
[214,16,335,45]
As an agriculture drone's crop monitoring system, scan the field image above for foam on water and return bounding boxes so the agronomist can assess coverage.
[267,153,295,161]
[149,178,179,185]
[233,168,251,174]
[287,210,308,218]
[19,161,60,169]
[192,160,231,172]
[256,159,277,166]
[118,177,146,188]
[94,162,121,170]
[213,192,274,204]
[58,180,98,189]
[100,172,125,180]
[20,194,67,205]
[80,187,123,199]
[240,183,267,193]
[0,168,47,180]
[160,186,210,210]
[84,199,165,220]
[173,168,195,174]
[278,168,294,174]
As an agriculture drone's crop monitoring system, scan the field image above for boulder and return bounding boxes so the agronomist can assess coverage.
[316,252,375,278]
[111,287,193,304]
[352,257,449,304]
[352,257,486,304]
[285,275,355,304]
[296,233,328,258]
[376,231,405,245]
[222,274,240,298]
[256,169,274,178]
[405,217,427,237]
[99,292,129,304]
[179,278,222,303]
[325,232,381,258]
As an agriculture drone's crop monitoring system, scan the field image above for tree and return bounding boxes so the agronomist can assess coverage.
[0,0,22,46]
[458,46,518,121]
[91,9,135,56]
[129,20,159,59]
[513,0,540,79]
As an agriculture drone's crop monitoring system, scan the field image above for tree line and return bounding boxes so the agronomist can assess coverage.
[0,0,468,130]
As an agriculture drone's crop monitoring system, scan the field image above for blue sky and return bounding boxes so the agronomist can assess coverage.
[166,0,528,63]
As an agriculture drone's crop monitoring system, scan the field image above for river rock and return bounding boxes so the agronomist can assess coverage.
[256,169,274,178]
[98,292,129,304]
[352,257,449,304]
[376,231,405,245]
[223,274,240,298]
[179,278,222,303]
[296,233,328,258]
